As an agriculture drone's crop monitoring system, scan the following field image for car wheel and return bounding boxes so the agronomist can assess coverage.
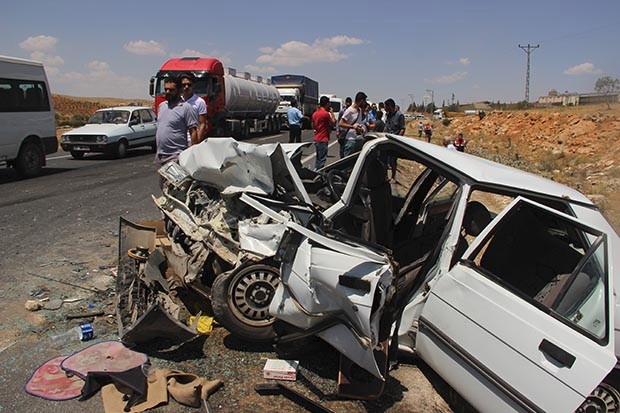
[577,382,620,413]
[15,142,43,178]
[116,140,128,158]
[70,151,84,160]
[211,262,279,343]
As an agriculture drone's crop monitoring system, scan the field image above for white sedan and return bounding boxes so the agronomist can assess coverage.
[144,134,620,412]
[60,106,157,159]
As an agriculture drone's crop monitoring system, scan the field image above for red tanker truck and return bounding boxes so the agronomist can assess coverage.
[149,57,281,138]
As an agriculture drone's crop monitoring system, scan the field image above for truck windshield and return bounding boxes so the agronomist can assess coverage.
[155,73,209,97]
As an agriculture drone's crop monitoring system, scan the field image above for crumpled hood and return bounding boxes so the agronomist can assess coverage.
[178,137,311,202]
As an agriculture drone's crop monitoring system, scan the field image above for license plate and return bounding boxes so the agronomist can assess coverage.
[73,146,90,151]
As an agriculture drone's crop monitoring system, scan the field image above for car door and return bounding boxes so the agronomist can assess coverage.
[126,109,145,144]
[139,109,157,145]
[416,197,616,413]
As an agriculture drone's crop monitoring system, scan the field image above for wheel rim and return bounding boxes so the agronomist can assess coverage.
[228,266,279,327]
[578,383,620,413]
[23,148,40,170]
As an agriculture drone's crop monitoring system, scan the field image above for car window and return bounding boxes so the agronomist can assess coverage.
[469,201,607,341]
[140,109,154,123]
[130,110,141,123]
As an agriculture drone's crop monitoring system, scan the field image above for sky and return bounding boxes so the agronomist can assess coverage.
[2,0,619,109]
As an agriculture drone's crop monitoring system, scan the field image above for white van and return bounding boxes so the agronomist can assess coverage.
[0,55,57,177]
[432,108,444,120]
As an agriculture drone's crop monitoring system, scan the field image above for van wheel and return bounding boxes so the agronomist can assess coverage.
[116,140,128,158]
[70,151,84,159]
[211,263,279,343]
[15,142,43,178]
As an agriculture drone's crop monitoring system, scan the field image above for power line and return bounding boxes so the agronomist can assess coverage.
[518,44,539,103]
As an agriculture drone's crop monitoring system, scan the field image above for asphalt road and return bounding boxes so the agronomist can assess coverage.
[0,130,458,413]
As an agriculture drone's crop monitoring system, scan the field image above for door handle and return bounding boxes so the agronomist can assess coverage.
[539,338,576,368]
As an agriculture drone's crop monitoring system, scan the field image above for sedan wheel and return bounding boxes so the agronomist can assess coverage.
[211,263,279,343]
[577,383,620,413]
[116,140,128,158]
[70,151,84,160]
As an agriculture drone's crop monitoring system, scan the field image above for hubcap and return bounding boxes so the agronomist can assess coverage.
[229,266,279,327]
[578,383,620,413]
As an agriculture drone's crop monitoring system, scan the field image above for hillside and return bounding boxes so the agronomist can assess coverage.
[52,94,150,125]
[424,103,620,232]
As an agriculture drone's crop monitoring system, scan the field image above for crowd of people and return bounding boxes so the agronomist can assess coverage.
[153,76,468,179]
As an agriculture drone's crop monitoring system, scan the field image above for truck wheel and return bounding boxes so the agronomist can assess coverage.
[70,151,84,159]
[211,263,279,343]
[116,140,128,158]
[15,142,43,178]
[577,382,620,413]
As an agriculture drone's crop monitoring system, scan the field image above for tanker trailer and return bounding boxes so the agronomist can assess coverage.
[150,57,281,138]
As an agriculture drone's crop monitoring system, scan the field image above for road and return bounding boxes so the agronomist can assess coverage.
[0,130,458,413]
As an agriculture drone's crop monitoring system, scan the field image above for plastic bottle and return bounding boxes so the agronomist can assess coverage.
[50,323,95,348]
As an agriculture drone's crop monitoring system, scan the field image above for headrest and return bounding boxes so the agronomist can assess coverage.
[463,201,492,236]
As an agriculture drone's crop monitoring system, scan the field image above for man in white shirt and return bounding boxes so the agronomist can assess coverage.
[338,91,368,157]
[180,73,207,143]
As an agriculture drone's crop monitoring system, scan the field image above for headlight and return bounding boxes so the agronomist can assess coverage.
[61,135,69,143]
[96,135,108,143]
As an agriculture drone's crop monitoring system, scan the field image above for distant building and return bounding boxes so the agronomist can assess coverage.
[538,89,618,106]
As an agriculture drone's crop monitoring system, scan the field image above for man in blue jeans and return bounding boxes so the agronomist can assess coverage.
[287,99,304,143]
[312,96,336,170]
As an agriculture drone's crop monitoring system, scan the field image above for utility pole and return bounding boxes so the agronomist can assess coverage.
[408,93,414,112]
[425,89,434,106]
[518,43,539,103]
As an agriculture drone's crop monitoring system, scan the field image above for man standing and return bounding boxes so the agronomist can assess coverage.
[287,99,304,143]
[338,91,368,157]
[180,73,207,143]
[312,96,336,170]
[337,96,352,158]
[155,76,198,166]
[384,98,405,182]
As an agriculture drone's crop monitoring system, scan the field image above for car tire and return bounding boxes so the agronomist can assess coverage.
[15,142,43,178]
[116,139,128,158]
[211,262,279,343]
[70,151,84,160]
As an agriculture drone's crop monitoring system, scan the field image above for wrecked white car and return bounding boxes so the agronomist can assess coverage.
[121,135,620,412]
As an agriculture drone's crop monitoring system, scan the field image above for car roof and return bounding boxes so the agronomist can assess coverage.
[96,106,152,111]
[384,133,593,205]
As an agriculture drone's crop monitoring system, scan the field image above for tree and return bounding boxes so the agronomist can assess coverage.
[595,76,620,109]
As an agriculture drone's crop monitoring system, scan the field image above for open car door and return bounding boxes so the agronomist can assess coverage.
[417,197,616,413]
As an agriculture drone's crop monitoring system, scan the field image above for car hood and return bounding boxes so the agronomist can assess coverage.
[63,123,128,135]
[178,137,312,202]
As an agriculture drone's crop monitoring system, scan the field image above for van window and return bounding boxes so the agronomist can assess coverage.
[0,78,50,112]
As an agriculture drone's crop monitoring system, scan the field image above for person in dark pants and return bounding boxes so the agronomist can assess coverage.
[337,96,352,158]
[287,99,304,143]
[384,98,405,183]
[312,96,336,170]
